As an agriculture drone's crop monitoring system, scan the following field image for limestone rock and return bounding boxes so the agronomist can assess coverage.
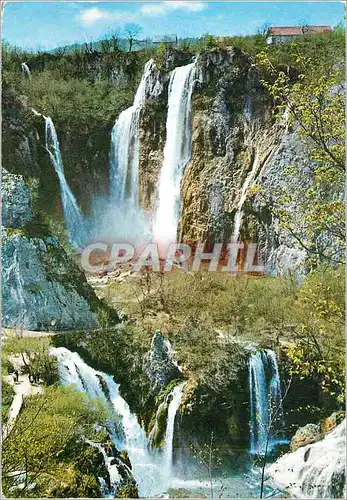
[268,419,346,498]
[2,231,99,331]
[290,422,321,451]
[321,411,345,435]
[1,171,104,331]
[2,170,33,228]
[143,331,181,392]
[290,411,346,451]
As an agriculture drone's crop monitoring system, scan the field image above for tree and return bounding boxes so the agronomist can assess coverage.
[285,266,345,406]
[2,386,110,497]
[124,23,142,52]
[256,48,345,266]
[257,22,271,37]
[190,431,225,498]
[3,336,59,385]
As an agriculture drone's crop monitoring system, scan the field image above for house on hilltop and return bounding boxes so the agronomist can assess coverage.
[266,25,332,44]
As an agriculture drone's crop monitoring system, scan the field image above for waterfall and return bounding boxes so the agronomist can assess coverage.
[163,382,186,478]
[44,117,86,248]
[153,61,196,250]
[248,349,284,455]
[50,347,166,497]
[232,150,260,242]
[21,62,31,79]
[267,419,346,498]
[249,351,269,454]
[85,439,122,496]
[109,59,155,206]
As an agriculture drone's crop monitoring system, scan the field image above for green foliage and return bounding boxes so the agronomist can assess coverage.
[3,336,59,385]
[285,266,345,405]
[2,385,110,497]
[116,480,139,498]
[56,325,152,415]
[6,70,133,130]
[201,33,218,50]
[2,381,15,424]
[256,33,345,266]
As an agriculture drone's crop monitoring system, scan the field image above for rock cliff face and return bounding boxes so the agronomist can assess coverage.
[143,331,182,394]
[2,170,103,330]
[267,418,346,498]
[3,47,322,275]
[137,47,311,274]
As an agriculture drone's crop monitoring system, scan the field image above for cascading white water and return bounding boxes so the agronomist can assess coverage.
[267,419,346,498]
[153,61,196,250]
[85,439,122,496]
[267,349,284,427]
[248,349,284,455]
[232,150,260,242]
[50,347,182,497]
[44,117,86,248]
[21,62,31,79]
[110,59,155,205]
[163,382,186,478]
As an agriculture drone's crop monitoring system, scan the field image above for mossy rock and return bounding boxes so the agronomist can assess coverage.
[116,480,139,498]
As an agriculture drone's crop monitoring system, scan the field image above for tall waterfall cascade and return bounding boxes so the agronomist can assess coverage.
[153,61,196,249]
[163,383,186,478]
[21,62,31,79]
[267,419,346,498]
[50,347,185,497]
[44,117,86,248]
[109,59,155,206]
[248,349,284,455]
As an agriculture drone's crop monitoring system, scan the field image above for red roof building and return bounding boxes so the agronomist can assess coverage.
[266,25,332,44]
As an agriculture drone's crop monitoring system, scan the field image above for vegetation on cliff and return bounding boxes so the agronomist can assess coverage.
[2,336,113,498]
[2,21,345,498]
[256,27,345,267]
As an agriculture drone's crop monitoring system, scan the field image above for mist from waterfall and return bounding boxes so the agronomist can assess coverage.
[268,419,346,498]
[21,62,31,79]
[50,347,186,497]
[153,61,196,251]
[87,59,156,247]
[248,349,285,456]
[44,117,86,248]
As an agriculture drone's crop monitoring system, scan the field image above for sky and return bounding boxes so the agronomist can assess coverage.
[2,1,345,51]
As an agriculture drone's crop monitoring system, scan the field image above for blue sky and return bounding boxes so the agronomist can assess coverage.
[2,1,345,50]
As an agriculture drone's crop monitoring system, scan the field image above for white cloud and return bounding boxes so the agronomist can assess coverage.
[77,7,134,25]
[140,4,167,15]
[78,7,106,24]
[140,1,206,16]
[166,1,206,12]
[77,1,207,26]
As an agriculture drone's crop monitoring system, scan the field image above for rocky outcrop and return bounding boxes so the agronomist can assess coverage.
[143,331,181,393]
[88,439,138,498]
[2,170,33,228]
[137,47,337,275]
[180,48,278,244]
[267,418,346,498]
[175,340,251,460]
[290,411,345,451]
[2,171,105,330]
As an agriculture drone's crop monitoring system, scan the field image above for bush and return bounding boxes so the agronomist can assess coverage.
[2,385,110,497]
